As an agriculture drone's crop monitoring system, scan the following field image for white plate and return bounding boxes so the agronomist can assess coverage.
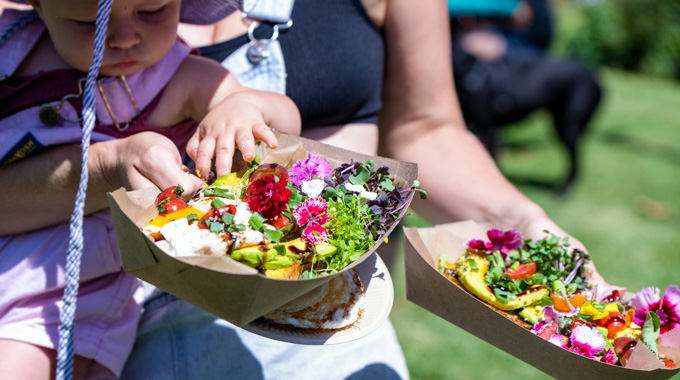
[241,252,394,345]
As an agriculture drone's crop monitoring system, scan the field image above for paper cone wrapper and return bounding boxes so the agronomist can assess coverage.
[403,220,680,379]
[109,132,417,326]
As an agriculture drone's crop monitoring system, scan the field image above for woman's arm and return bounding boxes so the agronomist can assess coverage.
[0,133,204,235]
[379,0,555,240]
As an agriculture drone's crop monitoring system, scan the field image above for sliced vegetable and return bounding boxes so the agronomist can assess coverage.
[504,262,536,280]
[550,292,588,312]
[157,197,188,215]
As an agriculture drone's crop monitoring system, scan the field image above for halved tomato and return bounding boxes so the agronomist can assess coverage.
[504,262,536,280]
[157,197,188,215]
[155,185,184,206]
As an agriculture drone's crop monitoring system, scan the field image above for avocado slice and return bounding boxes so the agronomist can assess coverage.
[518,305,543,324]
[211,171,246,187]
[230,238,337,270]
[456,253,549,311]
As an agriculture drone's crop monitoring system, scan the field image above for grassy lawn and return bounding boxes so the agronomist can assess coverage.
[388,68,680,379]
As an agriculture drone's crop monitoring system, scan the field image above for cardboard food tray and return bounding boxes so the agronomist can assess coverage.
[242,252,394,345]
[403,220,680,380]
[108,132,417,329]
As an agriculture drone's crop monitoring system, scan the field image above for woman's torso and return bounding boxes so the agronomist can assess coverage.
[191,0,385,155]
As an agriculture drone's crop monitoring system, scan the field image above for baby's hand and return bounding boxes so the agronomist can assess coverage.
[186,92,279,179]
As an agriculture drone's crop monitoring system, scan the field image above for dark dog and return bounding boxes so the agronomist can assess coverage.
[453,42,603,195]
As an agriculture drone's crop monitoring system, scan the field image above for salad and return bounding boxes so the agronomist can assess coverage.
[143,152,425,279]
[439,228,679,369]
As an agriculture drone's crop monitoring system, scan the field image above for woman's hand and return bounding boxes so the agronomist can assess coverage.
[510,212,625,294]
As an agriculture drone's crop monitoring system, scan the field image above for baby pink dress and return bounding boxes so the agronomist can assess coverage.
[0,9,196,379]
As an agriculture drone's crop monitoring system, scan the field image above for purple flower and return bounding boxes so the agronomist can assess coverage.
[466,228,523,257]
[569,325,606,359]
[487,228,523,255]
[290,152,332,188]
[631,285,680,334]
[467,239,493,251]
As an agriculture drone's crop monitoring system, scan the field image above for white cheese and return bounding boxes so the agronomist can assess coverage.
[158,218,228,257]
[300,179,325,198]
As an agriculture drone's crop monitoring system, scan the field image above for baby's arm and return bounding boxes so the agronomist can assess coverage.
[173,55,301,179]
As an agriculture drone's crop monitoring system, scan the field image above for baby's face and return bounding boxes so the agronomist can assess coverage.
[33,0,181,76]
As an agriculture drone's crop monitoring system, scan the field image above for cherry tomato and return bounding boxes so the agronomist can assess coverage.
[155,185,184,206]
[504,262,536,280]
[157,197,188,215]
[663,359,677,369]
[551,293,589,312]
[537,322,559,339]
[613,337,637,358]
[606,318,626,338]
[567,318,591,334]
[198,205,236,229]
[269,213,293,230]
[249,163,288,182]
[603,290,621,303]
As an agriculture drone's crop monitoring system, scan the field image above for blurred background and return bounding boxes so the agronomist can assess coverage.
[390,0,680,378]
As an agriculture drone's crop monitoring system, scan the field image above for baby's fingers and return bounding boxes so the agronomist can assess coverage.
[214,132,238,178]
[234,127,257,164]
[194,136,216,181]
[253,123,278,149]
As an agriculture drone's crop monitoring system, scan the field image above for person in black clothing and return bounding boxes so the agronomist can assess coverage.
[451,0,603,194]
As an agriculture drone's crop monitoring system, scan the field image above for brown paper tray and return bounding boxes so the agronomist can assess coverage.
[108,132,417,328]
[403,220,680,380]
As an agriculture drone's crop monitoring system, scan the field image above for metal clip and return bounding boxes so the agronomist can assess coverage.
[242,12,293,65]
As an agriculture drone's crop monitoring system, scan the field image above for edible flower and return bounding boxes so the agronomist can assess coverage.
[247,175,292,219]
[300,223,329,244]
[568,325,607,359]
[466,228,523,257]
[630,285,680,334]
[600,348,617,364]
[290,152,332,188]
[293,198,329,243]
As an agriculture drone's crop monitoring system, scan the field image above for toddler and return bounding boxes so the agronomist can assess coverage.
[0,0,300,378]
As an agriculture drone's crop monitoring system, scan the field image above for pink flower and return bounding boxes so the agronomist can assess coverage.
[631,285,680,334]
[293,198,329,226]
[466,228,523,257]
[301,223,329,244]
[569,325,606,359]
[290,152,332,188]
[600,348,617,365]
[293,198,329,243]
[547,334,568,349]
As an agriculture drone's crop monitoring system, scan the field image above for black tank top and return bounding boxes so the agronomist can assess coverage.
[199,0,385,129]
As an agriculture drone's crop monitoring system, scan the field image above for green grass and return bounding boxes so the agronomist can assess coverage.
[388,69,680,379]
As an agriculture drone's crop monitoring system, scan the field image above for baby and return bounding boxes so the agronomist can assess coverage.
[0,0,299,379]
